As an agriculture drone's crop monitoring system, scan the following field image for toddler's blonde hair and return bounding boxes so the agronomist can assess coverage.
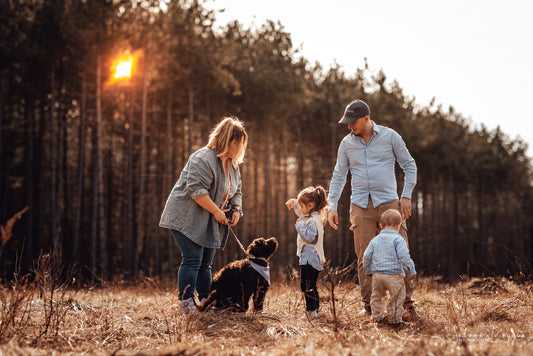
[380,209,402,228]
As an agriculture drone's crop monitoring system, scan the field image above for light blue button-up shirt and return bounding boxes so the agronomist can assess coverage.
[363,229,416,276]
[328,122,417,210]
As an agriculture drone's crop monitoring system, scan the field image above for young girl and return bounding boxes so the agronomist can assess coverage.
[286,185,328,318]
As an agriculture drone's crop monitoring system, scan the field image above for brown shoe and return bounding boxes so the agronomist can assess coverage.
[403,305,419,321]
[390,321,405,330]
[358,306,372,316]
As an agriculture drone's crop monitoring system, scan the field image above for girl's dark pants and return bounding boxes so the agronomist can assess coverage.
[300,263,320,311]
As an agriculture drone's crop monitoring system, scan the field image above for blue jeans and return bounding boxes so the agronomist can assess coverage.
[172,230,216,300]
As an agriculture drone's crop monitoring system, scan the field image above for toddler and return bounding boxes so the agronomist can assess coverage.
[286,185,327,318]
[363,209,416,324]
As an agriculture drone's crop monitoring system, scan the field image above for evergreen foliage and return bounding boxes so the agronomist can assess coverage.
[0,0,531,282]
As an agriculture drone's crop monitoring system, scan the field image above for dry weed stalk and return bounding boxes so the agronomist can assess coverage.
[32,250,74,340]
[0,268,531,354]
[320,259,357,332]
[142,278,183,344]
[0,275,33,343]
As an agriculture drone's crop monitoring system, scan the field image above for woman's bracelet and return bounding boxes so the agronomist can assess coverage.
[233,206,244,216]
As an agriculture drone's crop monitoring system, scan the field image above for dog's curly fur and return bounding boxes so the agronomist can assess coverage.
[199,237,278,312]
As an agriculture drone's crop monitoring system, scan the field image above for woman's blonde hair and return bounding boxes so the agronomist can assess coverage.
[207,117,248,167]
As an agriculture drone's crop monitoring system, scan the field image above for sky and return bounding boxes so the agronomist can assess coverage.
[203,0,533,157]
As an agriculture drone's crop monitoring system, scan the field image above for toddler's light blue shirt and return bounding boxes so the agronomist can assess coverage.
[363,229,416,276]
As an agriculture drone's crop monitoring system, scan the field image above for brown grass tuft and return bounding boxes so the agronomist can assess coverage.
[0,276,532,355]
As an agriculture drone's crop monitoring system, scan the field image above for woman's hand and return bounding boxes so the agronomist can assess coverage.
[228,211,241,227]
[214,209,228,225]
[193,195,229,225]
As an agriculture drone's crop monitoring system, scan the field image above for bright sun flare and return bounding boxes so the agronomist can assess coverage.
[114,58,132,79]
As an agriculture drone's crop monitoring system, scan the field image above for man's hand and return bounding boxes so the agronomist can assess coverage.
[367,274,373,278]
[327,210,339,230]
[400,197,412,220]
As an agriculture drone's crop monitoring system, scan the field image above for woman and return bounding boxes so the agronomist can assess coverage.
[159,117,248,313]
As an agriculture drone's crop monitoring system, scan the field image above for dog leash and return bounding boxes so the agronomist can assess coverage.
[227,224,248,256]
[227,224,269,265]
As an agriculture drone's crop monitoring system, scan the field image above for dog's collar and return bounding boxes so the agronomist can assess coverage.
[248,254,269,267]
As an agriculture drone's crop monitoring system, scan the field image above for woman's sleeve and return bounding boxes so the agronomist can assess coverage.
[186,154,214,200]
[230,167,243,207]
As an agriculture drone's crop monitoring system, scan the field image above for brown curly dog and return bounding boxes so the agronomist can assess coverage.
[199,237,278,312]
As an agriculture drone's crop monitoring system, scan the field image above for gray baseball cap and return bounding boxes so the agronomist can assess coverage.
[338,100,370,124]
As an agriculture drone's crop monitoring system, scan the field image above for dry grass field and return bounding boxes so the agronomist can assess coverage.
[1,273,532,355]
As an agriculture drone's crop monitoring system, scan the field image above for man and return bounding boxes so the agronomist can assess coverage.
[327,99,417,316]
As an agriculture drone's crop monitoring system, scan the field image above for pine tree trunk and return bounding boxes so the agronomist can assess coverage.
[166,90,175,279]
[452,175,460,273]
[281,129,291,271]
[0,74,5,223]
[187,82,194,155]
[136,57,148,278]
[273,152,280,239]
[429,173,437,272]
[57,77,66,264]
[74,72,87,265]
[240,162,248,244]
[126,86,135,276]
[24,96,34,272]
[50,66,59,250]
[296,122,304,189]
[35,105,46,260]
[448,173,457,277]
[252,148,259,237]
[93,55,106,279]
[105,145,114,275]
[263,125,271,236]
[412,188,422,269]
[477,183,486,271]
[142,119,152,277]
[153,140,161,276]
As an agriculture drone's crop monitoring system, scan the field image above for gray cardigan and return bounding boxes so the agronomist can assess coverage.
[159,147,242,248]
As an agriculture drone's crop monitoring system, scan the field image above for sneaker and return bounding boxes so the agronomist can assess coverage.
[358,306,372,316]
[179,297,197,314]
[306,310,319,318]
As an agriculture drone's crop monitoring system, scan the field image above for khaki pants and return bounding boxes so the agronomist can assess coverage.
[349,197,414,308]
[371,273,405,323]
